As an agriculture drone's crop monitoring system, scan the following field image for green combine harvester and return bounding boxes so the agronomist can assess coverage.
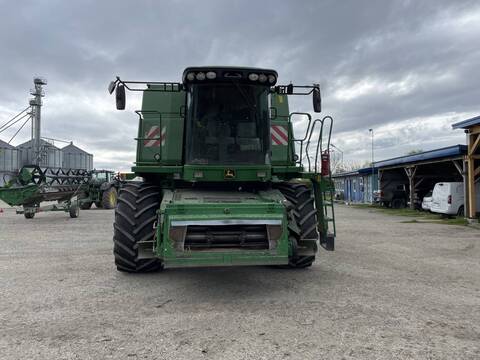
[108,66,335,272]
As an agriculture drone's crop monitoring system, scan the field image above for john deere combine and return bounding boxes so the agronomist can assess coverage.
[108,66,335,272]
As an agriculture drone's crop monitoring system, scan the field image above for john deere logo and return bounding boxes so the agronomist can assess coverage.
[224,169,236,179]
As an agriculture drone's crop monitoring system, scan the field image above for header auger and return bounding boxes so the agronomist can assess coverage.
[108,66,335,272]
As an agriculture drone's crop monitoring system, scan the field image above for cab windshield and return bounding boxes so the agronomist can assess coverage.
[186,83,270,165]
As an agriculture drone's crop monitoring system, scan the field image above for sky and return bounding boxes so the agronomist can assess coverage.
[0,0,479,171]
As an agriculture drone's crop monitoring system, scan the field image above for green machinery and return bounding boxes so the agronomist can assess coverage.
[0,165,88,218]
[108,66,335,272]
[79,170,120,210]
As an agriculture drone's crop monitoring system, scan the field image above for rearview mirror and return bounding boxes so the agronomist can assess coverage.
[116,84,126,110]
[108,81,116,94]
[313,85,321,113]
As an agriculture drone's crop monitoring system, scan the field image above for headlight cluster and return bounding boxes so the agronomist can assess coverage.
[186,71,217,81]
[249,73,276,84]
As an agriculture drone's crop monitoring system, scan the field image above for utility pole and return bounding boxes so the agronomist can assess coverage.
[369,128,374,203]
[29,77,47,165]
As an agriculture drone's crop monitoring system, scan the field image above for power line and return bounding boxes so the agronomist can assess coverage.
[0,106,30,131]
[0,111,31,134]
[8,115,31,144]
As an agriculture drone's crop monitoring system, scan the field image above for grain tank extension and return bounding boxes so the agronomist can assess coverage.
[108,66,336,272]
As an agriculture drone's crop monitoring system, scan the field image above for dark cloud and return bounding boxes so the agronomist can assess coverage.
[0,0,478,170]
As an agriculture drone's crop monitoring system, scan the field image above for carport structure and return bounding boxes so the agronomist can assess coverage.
[452,115,480,220]
[374,145,467,210]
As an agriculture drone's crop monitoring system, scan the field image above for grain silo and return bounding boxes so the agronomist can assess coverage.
[61,142,93,170]
[0,138,21,186]
[17,138,63,168]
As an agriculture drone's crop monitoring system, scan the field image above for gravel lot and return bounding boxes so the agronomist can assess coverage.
[1,204,479,359]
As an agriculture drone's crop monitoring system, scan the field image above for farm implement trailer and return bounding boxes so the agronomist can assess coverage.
[0,165,89,218]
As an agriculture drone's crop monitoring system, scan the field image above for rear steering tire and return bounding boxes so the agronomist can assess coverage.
[113,182,163,273]
[277,182,318,268]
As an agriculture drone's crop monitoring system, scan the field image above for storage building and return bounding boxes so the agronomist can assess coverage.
[61,142,93,170]
[17,138,63,168]
[0,139,21,186]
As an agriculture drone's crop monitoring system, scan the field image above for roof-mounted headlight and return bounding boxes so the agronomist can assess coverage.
[259,74,267,83]
[186,72,196,81]
[248,73,259,81]
[268,74,276,84]
[196,72,206,80]
[206,71,217,80]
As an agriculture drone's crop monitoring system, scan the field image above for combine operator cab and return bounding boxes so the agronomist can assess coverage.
[108,66,335,272]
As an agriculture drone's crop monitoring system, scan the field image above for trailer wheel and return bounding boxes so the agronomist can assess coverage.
[24,211,35,219]
[80,201,93,210]
[113,182,163,273]
[69,204,79,218]
[102,187,118,209]
[277,182,318,268]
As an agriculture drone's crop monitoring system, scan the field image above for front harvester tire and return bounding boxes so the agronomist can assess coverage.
[277,182,318,268]
[113,182,163,273]
[102,186,118,209]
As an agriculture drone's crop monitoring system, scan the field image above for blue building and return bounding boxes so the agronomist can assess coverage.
[333,167,378,203]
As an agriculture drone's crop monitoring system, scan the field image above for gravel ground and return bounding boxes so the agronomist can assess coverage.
[0,204,479,359]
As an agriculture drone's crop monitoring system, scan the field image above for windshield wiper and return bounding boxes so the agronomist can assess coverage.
[230,79,255,110]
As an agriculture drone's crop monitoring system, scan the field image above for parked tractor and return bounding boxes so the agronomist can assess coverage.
[108,66,336,272]
[79,170,120,209]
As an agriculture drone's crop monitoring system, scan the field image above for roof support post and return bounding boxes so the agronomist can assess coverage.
[467,131,479,218]
[453,159,468,218]
[404,166,417,209]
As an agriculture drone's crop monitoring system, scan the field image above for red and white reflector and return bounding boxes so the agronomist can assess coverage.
[271,125,288,146]
[144,126,166,147]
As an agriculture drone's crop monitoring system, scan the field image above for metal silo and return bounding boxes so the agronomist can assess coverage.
[0,139,21,186]
[17,139,63,168]
[61,142,93,170]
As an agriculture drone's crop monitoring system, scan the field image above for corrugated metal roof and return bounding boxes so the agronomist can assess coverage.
[332,167,376,178]
[61,142,92,155]
[332,170,359,178]
[451,115,480,129]
[374,144,467,169]
[17,138,61,150]
[0,138,15,149]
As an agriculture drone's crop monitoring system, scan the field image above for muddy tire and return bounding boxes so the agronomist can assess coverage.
[277,182,318,268]
[113,182,163,273]
[102,187,118,209]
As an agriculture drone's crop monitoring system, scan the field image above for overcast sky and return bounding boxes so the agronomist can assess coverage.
[0,0,479,171]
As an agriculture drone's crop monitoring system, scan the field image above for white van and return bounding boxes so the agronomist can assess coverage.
[430,182,480,216]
